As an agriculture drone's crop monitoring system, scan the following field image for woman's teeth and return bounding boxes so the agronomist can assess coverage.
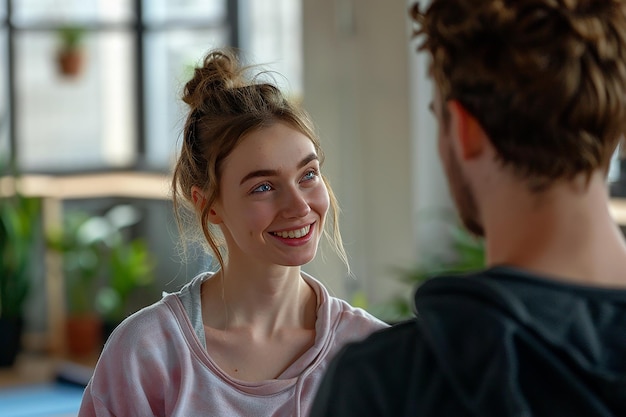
[273,224,311,239]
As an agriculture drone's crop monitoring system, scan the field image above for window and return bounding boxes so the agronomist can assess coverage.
[3,0,234,173]
[143,1,231,169]
[2,0,302,174]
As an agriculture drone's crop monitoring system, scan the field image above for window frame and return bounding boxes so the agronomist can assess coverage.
[2,0,239,175]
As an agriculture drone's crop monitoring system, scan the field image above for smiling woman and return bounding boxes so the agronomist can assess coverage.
[76,48,388,417]
[209,123,328,269]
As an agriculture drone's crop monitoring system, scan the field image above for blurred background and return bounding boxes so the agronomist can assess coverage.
[1,1,625,411]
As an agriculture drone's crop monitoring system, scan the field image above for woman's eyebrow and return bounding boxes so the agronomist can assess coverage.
[239,153,319,185]
[298,153,319,169]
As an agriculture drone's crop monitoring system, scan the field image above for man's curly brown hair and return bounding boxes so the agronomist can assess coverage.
[411,0,626,186]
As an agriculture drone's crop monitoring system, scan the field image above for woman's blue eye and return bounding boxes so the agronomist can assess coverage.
[252,183,273,193]
[302,170,317,181]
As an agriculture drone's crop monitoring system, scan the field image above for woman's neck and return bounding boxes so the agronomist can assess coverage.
[201,263,317,335]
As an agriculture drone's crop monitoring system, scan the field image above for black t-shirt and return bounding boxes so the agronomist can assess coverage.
[310,267,626,417]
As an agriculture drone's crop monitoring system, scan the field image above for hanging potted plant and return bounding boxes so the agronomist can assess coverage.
[0,180,41,367]
[56,25,86,78]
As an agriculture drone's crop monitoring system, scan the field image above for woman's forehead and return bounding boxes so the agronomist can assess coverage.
[223,124,318,177]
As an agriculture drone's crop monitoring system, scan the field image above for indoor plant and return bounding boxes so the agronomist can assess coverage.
[0,181,41,366]
[56,25,86,77]
[371,214,485,323]
[48,204,156,353]
[47,210,108,356]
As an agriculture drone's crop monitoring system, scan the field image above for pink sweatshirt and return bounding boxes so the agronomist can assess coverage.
[78,272,388,416]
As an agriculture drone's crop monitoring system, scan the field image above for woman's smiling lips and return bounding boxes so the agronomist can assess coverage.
[269,222,316,245]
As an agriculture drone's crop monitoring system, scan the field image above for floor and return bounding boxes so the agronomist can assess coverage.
[0,383,85,417]
[0,353,95,417]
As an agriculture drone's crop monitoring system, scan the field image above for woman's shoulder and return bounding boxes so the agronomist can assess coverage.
[330,296,389,329]
[321,293,389,354]
[302,272,389,335]
[103,272,213,357]
[105,296,180,347]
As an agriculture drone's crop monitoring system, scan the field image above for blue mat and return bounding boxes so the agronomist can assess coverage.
[0,383,85,417]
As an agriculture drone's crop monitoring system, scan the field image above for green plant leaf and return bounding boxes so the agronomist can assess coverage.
[374,215,486,322]
[0,192,41,318]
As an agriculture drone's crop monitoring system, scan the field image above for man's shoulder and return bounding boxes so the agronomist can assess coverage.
[331,319,425,378]
[342,319,420,356]
[310,319,467,417]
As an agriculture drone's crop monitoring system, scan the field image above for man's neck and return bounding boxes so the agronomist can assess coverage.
[483,172,626,288]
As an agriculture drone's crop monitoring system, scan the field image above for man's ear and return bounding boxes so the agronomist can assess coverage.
[447,100,487,160]
[191,186,222,224]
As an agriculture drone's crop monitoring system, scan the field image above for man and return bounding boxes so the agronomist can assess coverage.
[310,1,626,416]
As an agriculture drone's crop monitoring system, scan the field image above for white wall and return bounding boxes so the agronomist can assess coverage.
[301,0,452,307]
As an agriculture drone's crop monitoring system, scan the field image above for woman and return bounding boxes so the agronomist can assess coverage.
[78,49,387,417]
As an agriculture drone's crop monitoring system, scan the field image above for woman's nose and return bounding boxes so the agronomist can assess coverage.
[282,188,311,218]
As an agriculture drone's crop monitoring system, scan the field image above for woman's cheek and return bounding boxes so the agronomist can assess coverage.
[313,184,330,220]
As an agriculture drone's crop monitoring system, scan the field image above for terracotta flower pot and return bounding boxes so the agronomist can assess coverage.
[57,49,84,77]
[66,314,102,356]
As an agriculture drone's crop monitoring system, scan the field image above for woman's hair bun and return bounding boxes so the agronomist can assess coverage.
[182,49,245,110]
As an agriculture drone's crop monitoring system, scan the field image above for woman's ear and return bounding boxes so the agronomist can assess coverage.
[207,207,222,225]
[447,100,487,160]
[191,186,223,224]
[191,186,206,209]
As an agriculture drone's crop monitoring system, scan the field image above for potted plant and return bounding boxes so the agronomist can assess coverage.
[0,182,41,367]
[48,204,156,353]
[56,25,86,77]
[47,211,108,356]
